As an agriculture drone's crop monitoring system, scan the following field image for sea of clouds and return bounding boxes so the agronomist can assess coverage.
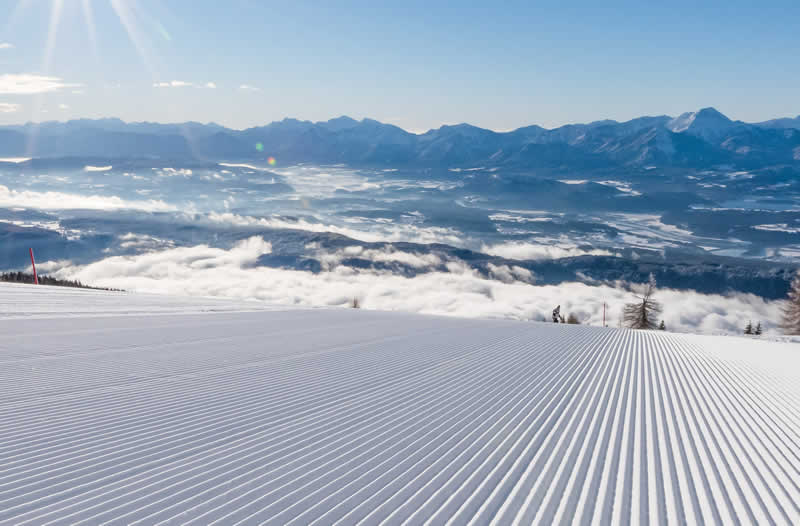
[2,164,792,337]
[42,236,783,335]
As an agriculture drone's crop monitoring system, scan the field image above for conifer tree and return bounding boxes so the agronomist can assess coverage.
[744,321,753,335]
[781,271,800,335]
[623,274,662,330]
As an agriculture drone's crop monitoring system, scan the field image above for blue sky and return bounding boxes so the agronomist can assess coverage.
[0,0,798,131]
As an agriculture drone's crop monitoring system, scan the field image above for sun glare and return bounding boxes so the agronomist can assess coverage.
[4,0,171,154]
[9,0,165,79]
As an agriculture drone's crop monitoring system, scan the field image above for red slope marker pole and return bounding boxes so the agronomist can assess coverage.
[29,248,39,285]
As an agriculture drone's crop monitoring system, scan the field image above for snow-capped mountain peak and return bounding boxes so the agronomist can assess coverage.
[667,111,698,133]
[667,107,735,139]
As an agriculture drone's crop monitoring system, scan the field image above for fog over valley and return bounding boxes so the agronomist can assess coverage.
[2,112,799,335]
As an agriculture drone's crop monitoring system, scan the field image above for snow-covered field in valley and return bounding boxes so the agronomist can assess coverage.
[0,284,798,525]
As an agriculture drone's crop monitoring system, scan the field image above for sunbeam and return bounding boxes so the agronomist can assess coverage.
[42,0,63,73]
[80,0,99,63]
[10,0,169,155]
[109,0,161,80]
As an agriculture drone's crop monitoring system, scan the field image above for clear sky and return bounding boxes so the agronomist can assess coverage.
[0,0,798,131]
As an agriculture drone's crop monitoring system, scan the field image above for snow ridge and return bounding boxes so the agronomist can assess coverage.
[0,293,798,524]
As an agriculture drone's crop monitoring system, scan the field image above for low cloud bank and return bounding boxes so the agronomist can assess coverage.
[482,241,616,260]
[46,236,783,335]
[310,244,445,271]
[0,185,176,212]
[204,212,465,246]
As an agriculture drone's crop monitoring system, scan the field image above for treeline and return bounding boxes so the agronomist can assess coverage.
[550,274,668,330]
[550,269,800,336]
[0,272,122,291]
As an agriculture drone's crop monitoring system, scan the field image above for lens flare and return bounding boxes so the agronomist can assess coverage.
[255,142,264,152]
[268,157,276,166]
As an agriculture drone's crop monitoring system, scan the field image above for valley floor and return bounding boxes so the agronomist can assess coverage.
[0,284,798,524]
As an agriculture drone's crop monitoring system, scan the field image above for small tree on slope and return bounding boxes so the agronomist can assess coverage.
[781,271,800,335]
[623,274,662,330]
[744,321,753,335]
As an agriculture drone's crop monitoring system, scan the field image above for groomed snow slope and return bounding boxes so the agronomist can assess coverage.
[0,285,798,525]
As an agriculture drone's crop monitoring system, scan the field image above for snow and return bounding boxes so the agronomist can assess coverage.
[0,284,798,525]
[667,111,697,133]
[0,282,275,319]
[668,108,733,139]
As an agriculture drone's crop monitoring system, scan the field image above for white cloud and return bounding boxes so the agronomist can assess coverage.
[487,263,536,284]
[482,241,615,260]
[309,244,445,271]
[58,103,69,110]
[118,233,176,251]
[153,80,193,88]
[0,73,80,95]
[0,185,176,212]
[44,237,785,336]
[0,102,20,113]
[204,82,217,89]
[0,43,13,49]
[203,212,464,245]
[559,179,588,185]
[239,84,260,91]
[84,165,112,172]
[754,223,800,234]
[71,89,85,95]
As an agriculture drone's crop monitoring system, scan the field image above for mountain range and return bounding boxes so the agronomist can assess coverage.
[1,108,799,170]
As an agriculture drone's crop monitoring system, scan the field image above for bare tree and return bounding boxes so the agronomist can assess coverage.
[781,271,800,335]
[350,297,361,309]
[566,313,580,324]
[623,274,662,330]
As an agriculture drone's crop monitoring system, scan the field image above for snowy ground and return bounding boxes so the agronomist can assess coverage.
[0,282,278,319]
[0,285,798,525]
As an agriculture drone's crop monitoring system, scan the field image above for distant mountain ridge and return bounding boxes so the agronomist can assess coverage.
[1,108,799,170]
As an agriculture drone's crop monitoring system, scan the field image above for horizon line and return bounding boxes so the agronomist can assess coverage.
[1,107,799,135]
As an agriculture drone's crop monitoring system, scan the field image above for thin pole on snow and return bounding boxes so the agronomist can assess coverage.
[29,248,38,285]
